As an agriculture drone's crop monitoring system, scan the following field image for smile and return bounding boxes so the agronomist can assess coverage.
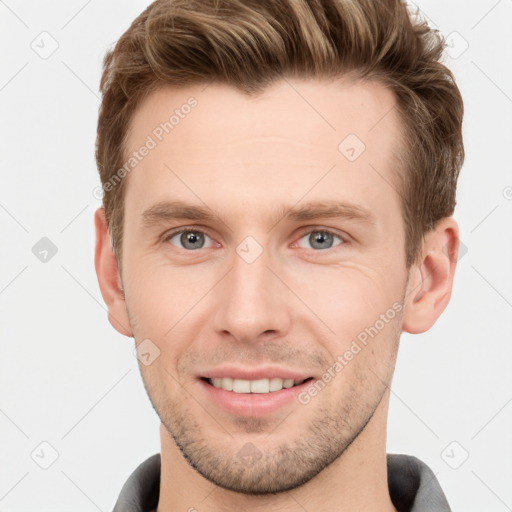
[205,377,313,394]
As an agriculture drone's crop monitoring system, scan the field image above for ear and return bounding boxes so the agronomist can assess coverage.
[402,217,459,334]
[94,207,133,337]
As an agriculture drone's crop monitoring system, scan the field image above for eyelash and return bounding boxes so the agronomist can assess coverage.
[162,226,348,252]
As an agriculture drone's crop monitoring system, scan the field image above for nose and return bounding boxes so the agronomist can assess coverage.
[213,244,292,344]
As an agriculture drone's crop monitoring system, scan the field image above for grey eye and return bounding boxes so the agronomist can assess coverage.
[168,230,212,250]
[297,231,343,250]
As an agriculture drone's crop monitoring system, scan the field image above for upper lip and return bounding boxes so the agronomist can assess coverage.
[199,366,314,381]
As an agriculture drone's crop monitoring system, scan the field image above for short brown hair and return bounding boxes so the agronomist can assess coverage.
[96,0,464,270]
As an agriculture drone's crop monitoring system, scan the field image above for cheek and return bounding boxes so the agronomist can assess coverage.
[290,262,403,336]
[124,258,206,333]
[316,309,401,407]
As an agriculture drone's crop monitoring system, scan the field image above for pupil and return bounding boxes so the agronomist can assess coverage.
[311,231,332,249]
[182,231,203,249]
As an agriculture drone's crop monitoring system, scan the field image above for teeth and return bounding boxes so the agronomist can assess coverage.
[209,377,305,393]
[269,377,284,392]
[221,377,233,391]
[233,379,251,393]
[251,379,269,393]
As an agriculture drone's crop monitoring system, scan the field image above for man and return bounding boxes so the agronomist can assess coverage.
[94,0,464,510]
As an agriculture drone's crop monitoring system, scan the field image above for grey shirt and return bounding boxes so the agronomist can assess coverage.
[113,453,451,512]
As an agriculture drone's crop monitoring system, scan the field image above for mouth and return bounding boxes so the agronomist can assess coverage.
[200,376,315,394]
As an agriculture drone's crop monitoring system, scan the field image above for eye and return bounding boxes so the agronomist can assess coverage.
[296,229,345,250]
[165,229,214,250]
[163,227,346,252]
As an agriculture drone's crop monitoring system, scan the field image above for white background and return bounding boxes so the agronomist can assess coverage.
[1,1,511,510]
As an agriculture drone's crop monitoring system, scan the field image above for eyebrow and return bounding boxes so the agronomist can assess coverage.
[140,199,375,229]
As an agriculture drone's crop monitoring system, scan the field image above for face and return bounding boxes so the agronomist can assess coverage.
[119,77,409,493]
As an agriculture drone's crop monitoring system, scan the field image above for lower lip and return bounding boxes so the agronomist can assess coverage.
[198,378,313,417]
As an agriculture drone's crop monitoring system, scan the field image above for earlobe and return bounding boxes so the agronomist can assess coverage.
[402,217,459,334]
[94,207,133,338]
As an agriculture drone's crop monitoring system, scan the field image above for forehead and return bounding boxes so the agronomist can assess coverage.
[122,77,404,225]
[127,76,402,151]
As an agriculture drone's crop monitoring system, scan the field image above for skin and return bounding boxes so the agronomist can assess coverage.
[95,77,459,512]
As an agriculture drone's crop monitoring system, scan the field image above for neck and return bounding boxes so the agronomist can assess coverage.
[156,390,397,512]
